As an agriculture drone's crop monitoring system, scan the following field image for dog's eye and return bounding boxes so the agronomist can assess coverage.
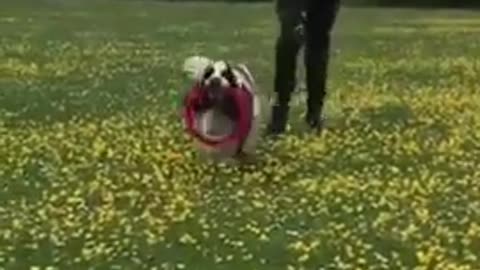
[221,69,238,87]
[221,69,234,81]
[203,66,214,79]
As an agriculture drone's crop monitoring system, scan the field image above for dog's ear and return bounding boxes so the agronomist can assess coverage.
[183,56,213,81]
[236,64,255,85]
[200,64,214,87]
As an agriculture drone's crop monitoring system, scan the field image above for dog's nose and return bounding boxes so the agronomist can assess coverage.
[209,77,222,88]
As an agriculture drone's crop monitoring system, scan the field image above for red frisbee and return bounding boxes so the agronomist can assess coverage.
[182,83,254,150]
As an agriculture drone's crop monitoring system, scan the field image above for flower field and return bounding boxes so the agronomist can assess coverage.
[1,1,479,269]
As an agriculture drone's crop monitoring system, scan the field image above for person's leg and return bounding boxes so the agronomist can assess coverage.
[267,1,305,135]
[304,0,340,131]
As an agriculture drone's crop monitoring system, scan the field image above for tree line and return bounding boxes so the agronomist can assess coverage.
[161,0,480,8]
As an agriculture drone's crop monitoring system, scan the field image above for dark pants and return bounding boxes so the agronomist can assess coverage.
[269,0,340,133]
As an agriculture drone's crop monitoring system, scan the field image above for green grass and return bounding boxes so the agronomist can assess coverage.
[1,1,480,269]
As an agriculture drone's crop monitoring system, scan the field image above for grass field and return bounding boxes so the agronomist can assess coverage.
[1,1,480,269]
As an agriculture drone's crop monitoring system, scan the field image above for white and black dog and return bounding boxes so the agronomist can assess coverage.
[182,56,262,162]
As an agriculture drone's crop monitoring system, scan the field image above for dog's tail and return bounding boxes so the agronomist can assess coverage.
[183,56,213,81]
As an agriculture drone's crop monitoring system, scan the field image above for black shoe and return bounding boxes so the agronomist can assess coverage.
[306,112,325,134]
[266,104,289,137]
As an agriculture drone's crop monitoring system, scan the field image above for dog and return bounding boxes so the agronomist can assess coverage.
[182,56,262,162]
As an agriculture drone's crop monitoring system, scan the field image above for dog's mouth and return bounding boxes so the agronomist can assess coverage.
[206,86,224,103]
[216,94,239,119]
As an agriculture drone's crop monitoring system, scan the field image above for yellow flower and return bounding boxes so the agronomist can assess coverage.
[179,233,197,245]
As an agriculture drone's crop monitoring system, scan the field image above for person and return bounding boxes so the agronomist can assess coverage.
[266,0,341,136]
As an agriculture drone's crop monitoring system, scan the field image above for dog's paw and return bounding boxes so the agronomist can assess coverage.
[235,151,257,164]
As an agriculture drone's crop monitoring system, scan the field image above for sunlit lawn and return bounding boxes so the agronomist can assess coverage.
[1,1,480,269]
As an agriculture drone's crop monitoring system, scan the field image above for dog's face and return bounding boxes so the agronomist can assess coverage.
[200,61,239,102]
[198,61,240,120]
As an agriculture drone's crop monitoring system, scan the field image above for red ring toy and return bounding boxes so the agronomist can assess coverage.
[182,83,254,150]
